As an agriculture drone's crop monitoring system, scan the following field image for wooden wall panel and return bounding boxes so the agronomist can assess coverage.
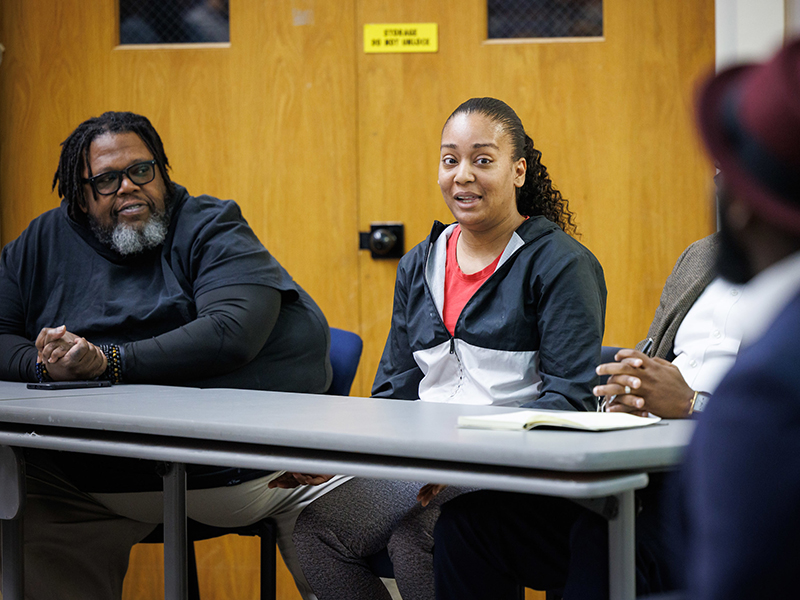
[355,0,716,395]
[123,537,303,600]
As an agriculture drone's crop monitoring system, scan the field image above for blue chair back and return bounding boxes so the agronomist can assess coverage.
[327,328,363,396]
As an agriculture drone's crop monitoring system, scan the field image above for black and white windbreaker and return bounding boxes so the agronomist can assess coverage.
[372,216,607,411]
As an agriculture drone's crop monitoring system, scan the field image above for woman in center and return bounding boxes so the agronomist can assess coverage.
[293,97,606,599]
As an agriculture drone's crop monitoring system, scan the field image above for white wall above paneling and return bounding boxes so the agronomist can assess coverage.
[716,0,786,69]
[787,0,800,37]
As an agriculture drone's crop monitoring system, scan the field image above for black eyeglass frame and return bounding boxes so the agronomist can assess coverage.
[82,160,158,196]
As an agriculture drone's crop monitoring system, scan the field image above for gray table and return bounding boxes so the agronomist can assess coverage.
[0,382,694,600]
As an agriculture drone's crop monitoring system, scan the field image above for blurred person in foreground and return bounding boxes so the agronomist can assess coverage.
[675,38,800,599]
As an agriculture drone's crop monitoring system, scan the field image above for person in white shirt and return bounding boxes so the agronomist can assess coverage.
[595,235,744,418]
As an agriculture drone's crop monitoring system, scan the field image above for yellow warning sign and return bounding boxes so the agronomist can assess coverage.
[363,23,438,54]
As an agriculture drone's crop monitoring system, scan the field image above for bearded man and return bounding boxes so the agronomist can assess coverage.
[0,111,344,600]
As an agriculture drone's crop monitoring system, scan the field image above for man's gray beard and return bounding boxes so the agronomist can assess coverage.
[90,210,170,256]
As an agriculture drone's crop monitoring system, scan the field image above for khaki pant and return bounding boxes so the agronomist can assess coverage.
[2,451,347,600]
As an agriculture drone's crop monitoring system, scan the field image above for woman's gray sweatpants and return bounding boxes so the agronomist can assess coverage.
[293,477,469,600]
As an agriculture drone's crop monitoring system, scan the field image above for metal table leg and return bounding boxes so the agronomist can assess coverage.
[608,489,636,600]
[0,446,25,600]
[1,517,24,600]
[163,462,188,600]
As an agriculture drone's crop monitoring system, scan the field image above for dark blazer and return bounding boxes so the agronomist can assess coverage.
[680,288,800,599]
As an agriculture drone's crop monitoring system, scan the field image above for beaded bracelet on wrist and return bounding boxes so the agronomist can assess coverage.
[35,361,52,383]
[99,344,123,384]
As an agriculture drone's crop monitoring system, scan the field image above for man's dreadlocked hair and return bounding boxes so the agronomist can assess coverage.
[52,111,174,220]
[445,98,577,236]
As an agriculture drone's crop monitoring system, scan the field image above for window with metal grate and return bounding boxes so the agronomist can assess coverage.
[119,0,230,45]
[488,0,602,40]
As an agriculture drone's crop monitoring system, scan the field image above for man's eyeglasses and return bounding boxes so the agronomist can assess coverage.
[82,160,157,195]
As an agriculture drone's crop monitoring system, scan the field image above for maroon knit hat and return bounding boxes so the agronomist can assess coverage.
[697,38,800,232]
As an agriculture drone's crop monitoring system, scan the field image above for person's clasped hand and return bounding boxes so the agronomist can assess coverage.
[594,349,694,419]
[35,325,107,380]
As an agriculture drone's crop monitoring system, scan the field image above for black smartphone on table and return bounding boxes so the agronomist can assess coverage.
[27,380,112,390]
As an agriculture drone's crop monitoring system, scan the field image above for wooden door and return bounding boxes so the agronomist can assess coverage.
[355,0,717,396]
